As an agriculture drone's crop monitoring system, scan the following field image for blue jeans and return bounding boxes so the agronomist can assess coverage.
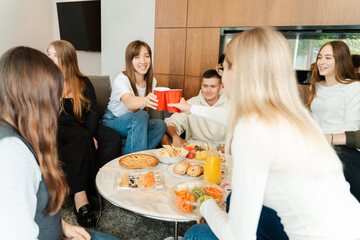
[87,230,120,240]
[102,109,167,155]
[184,192,288,240]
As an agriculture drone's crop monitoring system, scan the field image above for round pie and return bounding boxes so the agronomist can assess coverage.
[119,154,159,169]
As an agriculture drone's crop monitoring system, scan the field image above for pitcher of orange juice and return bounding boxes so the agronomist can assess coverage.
[203,147,221,184]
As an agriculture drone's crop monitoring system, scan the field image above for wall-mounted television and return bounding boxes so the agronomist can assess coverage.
[57,0,101,52]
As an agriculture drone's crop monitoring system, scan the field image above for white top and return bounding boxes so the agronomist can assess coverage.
[165,90,229,144]
[310,81,360,134]
[0,137,42,240]
[191,104,229,126]
[191,106,360,240]
[107,73,157,117]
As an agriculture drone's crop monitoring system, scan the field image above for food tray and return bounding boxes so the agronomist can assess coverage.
[172,181,226,214]
[116,171,163,190]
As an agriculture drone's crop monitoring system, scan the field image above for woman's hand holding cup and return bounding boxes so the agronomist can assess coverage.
[144,93,158,110]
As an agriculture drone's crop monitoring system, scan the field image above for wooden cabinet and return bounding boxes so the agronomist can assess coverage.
[155,0,187,28]
[187,0,360,27]
[154,74,185,90]
[154,0,360,98]
[184,76,202,99]
[154,28,186,75]
[185,28,220,77]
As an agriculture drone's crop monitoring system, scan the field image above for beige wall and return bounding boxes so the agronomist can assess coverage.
[0,0,53,56]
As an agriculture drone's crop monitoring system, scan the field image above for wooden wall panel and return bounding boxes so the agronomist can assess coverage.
[184,76,202,99]
[168,75,185,90]
[154,29,186,75]
[154,74,170,87]
[185,28,220,77]
[155,0,187,27]
[187,0,360,27]
[154,74,185,90]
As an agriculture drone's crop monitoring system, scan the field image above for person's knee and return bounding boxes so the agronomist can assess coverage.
[184,224,217,240]
[154,120,167,134]
[133,109,149,123]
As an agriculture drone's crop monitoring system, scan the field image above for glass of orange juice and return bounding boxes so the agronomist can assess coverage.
[203,150,221,185]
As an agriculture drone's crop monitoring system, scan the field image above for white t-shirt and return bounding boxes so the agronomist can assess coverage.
[191,105,360,240]
[310,81,360,134]
[107,73,157,117]
[0,137,42,240]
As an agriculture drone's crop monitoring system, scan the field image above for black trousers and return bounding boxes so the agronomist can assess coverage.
[335,145,360,202]
[96,124,122,168]
[58,124,122,195]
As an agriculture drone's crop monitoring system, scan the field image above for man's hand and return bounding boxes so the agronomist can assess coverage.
[167,98,192,114]
[197,214,207,224]
[171,136,188,147]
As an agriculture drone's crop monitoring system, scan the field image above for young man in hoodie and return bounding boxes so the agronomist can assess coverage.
[161,69,228,147]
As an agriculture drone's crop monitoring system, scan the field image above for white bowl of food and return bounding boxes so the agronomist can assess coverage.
[153,145,189,165]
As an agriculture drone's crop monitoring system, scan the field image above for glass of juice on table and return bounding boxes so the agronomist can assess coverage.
[203,149,221,184]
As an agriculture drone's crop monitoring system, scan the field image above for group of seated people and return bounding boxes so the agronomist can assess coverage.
[1,27,360,240]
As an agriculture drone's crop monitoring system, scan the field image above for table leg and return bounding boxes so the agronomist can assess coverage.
[95,194,113,230]
[174,221,178,240]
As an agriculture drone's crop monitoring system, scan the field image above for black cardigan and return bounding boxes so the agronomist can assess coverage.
[58,76,99,136]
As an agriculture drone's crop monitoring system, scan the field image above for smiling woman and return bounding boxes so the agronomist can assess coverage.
[102,40,167,155]
[309,41,360,134]
[308,40,360,202]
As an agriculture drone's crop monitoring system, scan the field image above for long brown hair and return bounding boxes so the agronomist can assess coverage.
[123,40,154,96]
[308,41,358,106]
[0,46,68,214]
[48,40,91,121]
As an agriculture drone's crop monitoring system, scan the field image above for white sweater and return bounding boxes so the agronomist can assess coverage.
[165,90,228,144]
[310,81,360,134]
[191,105,360,240]
[0,137,42,240]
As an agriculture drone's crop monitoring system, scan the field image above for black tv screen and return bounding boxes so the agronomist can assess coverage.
[57,1,101,51]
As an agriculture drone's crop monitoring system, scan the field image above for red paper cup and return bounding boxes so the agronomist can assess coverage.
[166,89,182,113]
[154,87,170,111]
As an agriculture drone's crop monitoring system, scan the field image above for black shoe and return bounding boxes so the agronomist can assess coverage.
[74,204,96,228]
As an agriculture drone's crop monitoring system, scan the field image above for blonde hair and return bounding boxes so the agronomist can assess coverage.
[48,40,91,121]
[225,27,342,177]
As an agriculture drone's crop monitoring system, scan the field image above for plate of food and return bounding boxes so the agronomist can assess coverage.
[172,181,226,214]
[153,145,189,165]
[118,153,159,169]
[168,161,204,179]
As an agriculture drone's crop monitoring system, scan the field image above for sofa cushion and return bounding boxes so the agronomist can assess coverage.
[88,75,111,118]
